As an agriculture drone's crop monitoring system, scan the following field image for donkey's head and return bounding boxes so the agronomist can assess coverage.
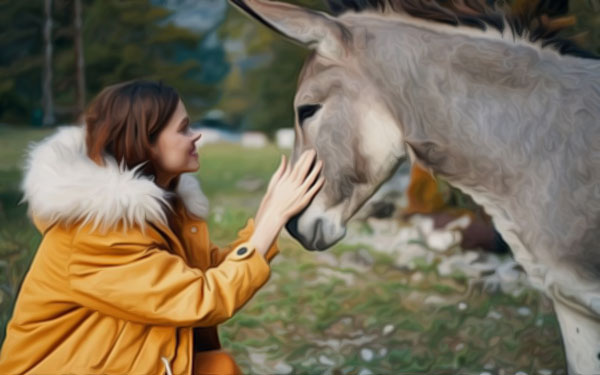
[230,0,409,250]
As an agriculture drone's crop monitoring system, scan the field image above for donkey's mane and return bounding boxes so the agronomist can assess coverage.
[327,0,598,59]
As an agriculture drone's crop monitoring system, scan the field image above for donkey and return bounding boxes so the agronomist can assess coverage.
[230,0,600,372]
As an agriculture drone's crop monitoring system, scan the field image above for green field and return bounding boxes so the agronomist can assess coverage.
[0,126,565,374]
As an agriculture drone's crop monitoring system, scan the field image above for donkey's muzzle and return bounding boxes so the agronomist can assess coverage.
[285,214,315,250]
[286,214,337,251]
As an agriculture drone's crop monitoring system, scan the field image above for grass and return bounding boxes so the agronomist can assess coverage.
[0,125,55,170]
[0,125,566,373]
[196,143,286,198]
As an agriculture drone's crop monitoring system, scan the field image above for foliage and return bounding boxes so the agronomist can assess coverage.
[220,239,565,374]
[2,0,599,131]
[565,0,600,55]
[82,0,218,117]
[0,0,45,124]
[215,0,327,136]
[0,0,218,124]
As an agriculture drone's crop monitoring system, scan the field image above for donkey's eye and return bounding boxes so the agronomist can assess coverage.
[297,104,322,126]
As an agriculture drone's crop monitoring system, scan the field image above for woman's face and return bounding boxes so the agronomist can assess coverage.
[151,100,202,181]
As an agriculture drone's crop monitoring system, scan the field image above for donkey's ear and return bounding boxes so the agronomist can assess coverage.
[229,0,349,59]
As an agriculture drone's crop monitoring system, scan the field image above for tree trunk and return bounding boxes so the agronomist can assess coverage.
[42,0,55,126]
[74,0,86,120]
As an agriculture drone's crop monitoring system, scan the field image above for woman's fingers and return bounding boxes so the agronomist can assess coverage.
[299,150,318,183]
[266,154,286,192]
[290,149,316,182]
[300,159,323,191]
[275,154,287,181]
[284,154,295,180]
[296,176,325,209]
[272,155,286,180]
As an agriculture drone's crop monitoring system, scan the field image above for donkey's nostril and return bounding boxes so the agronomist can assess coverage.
[312,218,329,251]
[286,214,324,251]
[313,218,323,239]
[285,214,301,240]
[313,219,329,250]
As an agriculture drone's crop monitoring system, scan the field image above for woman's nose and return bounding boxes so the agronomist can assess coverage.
[192,131,202,143]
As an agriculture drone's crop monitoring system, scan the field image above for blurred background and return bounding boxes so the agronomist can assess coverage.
[1,0,599,373]
[1,0,331,134]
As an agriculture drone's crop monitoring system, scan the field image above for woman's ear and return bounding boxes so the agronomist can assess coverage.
[148,141,161,164]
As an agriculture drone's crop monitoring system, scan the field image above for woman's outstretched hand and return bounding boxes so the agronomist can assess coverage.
[251,149,325,257]
[262,149,325,221]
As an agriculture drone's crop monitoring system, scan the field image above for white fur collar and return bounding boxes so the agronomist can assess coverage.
[21,125,209,231]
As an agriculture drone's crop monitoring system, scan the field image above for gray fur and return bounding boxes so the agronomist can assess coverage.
[230,1,600,372]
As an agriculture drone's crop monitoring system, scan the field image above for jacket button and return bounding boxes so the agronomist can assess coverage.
[190,226,198,234]
[236,247,247,256]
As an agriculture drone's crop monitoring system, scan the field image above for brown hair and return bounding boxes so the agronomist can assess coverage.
[85,80,183,232]
[85,80,180,182]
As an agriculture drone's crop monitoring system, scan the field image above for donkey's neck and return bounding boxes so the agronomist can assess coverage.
[355,15,595,199]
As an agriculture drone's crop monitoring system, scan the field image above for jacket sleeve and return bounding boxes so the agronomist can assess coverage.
[209,218,279,267]
[66,224,272,327]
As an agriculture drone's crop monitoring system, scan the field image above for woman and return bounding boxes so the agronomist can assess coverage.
[0,80,324,375]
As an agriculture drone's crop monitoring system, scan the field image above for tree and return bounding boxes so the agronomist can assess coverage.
[73,0,85,118]
[42,0,55,126]
[1,0,219,125]
[0,1,43,124]
[78,0,218,118]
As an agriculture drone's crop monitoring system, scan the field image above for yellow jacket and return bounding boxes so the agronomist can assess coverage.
[0,126,278,374]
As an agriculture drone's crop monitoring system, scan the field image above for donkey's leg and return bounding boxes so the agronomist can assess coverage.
[551,286,600,374]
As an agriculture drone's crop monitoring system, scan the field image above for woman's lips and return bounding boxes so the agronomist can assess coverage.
[190,148,198,157]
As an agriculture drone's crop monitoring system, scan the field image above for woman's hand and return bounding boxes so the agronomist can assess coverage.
[251,150,325,256]
[262,149,325,221]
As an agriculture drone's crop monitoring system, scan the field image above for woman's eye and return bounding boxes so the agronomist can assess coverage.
[297,104,322,127]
